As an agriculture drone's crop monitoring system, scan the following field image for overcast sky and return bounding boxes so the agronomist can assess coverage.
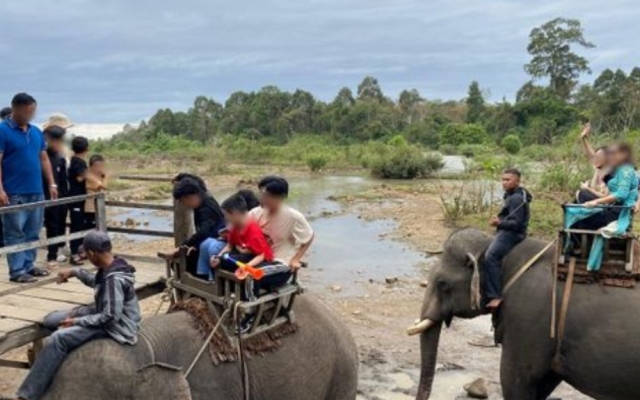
[2,0,639,123]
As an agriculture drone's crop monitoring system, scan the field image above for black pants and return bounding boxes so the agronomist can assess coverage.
[220,253,292,298]
[576,188,598,204]
[482,230,526,301]
[44,205,67,261]
[69,204,85,255]
[84,212,96,230]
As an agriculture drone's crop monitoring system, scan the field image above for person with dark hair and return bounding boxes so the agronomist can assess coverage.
[482,168,532,311]
[0,93,57,283]
[172,177,226,279]
[68,136,90,265]
[84,154,107,230]
[211,194,274,295]
[43,126,70,268]
[15,231,140,400]
[172,172,207,192]
[249,176,314,292]
[0,107,11,120]
[237,189,260,211]
[577,123,610,203]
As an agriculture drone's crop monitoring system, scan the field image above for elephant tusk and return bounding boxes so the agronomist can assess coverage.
[407,318,436,336]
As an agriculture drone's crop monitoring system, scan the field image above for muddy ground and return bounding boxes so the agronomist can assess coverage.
[0,171,591,399]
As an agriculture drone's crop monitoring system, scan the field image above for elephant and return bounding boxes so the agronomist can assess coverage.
[407,228,640,400]
[40,295,358,400]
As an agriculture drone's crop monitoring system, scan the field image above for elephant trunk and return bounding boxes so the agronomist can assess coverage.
[416,321,443,400]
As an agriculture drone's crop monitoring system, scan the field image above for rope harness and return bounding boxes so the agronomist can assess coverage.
[179,299,251,400]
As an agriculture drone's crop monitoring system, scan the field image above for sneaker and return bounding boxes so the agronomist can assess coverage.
[238,315,255,334]
[28,267,51,277]
[10,274,37,283]
[70,255,84,266]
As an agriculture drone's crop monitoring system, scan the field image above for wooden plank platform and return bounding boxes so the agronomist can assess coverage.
[0,257,166,355]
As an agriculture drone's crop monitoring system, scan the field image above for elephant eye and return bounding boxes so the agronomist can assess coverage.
[437,280,451,293]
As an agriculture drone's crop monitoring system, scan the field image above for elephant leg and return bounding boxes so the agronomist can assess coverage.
[501,364,561,400]
[535,371,562,400]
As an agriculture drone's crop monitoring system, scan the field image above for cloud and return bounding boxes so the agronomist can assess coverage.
[1,0,638,122]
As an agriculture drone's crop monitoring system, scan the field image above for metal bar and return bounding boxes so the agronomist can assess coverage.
[107,227,174,238]
[117,175,173,182]
[563,204,631,209]
[105,201,173,211]
[0,229,93,257]
[0,193,102,215]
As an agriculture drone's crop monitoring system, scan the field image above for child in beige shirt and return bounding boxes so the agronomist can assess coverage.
[84,154,107,229]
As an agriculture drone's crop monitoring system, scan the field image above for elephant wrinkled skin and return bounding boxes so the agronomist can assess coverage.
[41,295,358,400]
[411,228,640,400]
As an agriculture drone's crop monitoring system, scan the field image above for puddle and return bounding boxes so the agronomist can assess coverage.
[305,214,425,295]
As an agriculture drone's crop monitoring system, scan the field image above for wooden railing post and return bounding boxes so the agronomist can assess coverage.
[173,200,192,247]
[95,193,107,232]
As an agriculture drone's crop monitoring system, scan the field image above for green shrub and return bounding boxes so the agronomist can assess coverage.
[387,134,408,147]
[537,163,588,193]
[458,144,494,158]
[439,123,488,147]
[305,153,330,172]
[501,134,522,154]
[370,146,444,179]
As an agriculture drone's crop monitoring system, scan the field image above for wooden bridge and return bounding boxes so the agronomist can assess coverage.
[0,175,191,369]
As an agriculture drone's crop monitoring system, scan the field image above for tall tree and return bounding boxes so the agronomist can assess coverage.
[525,18,595,100]
[398,89,423,124]
[465,81,485,123]
[357,76,384,102]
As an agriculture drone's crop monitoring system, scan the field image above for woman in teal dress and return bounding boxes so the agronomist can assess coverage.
[579,142,638,231]
[566,143,638,269]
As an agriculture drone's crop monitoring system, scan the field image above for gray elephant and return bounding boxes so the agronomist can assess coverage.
[40,295,358,400]
[408,228,640,400]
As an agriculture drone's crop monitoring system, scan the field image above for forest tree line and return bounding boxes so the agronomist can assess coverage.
[117,18,640,153]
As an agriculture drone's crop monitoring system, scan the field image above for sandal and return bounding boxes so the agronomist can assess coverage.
[28,267,51,277]
[10,274,37,283]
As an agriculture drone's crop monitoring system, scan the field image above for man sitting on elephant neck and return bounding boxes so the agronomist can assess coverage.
[15,231,141,400]
[483,168,532,311]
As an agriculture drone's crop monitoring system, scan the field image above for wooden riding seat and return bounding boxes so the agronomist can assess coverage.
[159,250,303,342]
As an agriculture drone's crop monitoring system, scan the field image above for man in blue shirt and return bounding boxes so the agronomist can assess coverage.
[0,93,58,283]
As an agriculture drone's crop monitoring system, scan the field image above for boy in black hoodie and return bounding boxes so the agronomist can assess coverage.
[482,168,532,311]
[16,231,140,400]
[172,177,227,279]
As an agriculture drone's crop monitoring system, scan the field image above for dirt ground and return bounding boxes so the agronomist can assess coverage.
[0,172,591,399]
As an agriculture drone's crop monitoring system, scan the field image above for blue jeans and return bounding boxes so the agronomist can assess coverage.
[482,230,526,301]
[17,307,107,400]
[197,238,226,280]
[3,193,44,279]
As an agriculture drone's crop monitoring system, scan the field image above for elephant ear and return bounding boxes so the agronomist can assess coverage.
[135,363,192,400]
[465,252,482,310]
